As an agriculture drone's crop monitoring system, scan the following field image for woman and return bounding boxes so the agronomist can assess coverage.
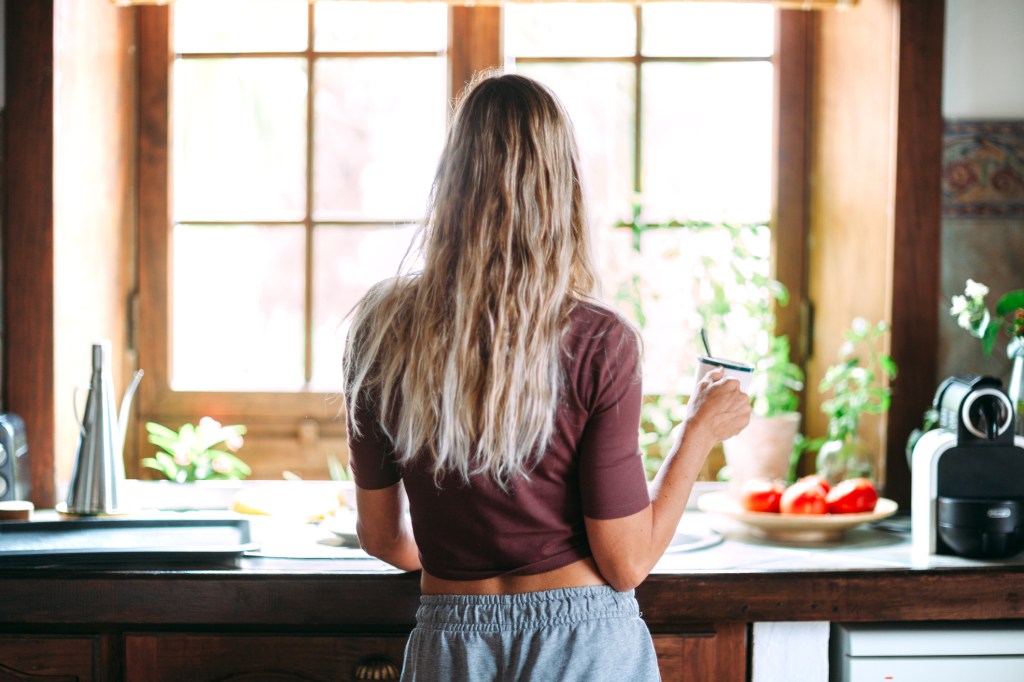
[343,72,751,681]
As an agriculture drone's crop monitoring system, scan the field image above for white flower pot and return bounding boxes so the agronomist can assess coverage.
[721,412,801,492]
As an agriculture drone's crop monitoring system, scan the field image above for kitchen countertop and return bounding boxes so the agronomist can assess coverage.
[2,507,1024,631]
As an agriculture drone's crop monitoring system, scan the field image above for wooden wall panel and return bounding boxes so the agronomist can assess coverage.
[4,1,57,507]
[885,0,944,507]
[804,0,943,505]
[3,1,136,505]
[53,0,138,487]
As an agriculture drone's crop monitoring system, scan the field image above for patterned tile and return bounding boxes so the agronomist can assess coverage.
[943,120,1024,218]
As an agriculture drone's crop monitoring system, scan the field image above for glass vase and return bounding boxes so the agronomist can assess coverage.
[816,436,875,486]
[1008,338,1024,437]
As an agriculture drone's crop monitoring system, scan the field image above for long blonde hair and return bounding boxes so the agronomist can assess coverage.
[343,72,598,488]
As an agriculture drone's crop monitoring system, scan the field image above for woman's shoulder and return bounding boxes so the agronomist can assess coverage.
[566,298,641,352]
[568,298,637,333]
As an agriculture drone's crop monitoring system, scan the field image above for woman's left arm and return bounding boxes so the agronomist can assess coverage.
[355,481,422,571]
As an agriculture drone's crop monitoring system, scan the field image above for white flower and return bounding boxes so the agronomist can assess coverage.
[965,279,989,300]
[950,294,969,316]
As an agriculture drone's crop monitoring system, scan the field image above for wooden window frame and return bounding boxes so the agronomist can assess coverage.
[134,5,809,479]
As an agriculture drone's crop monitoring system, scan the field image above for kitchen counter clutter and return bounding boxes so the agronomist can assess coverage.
[2,507,1024,681]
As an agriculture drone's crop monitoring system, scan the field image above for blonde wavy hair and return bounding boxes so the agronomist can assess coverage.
[342,72,599,488]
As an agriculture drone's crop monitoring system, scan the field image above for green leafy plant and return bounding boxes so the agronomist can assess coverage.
[749,334,805,418]
[693,220,804,418]
[143,417,251,482]
[949,279,1024,356]
[819,318,898,442]
[815,318,897,483]
[614,209,804,478]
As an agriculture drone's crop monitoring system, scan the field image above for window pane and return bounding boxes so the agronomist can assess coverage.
[642,62,773,223]
[174,58,307,222]
[504,3,636,58]
[511,62,635,230]
[315,1,447,52]
[172,225,306,391]
[310,224,422,390]
[642,4,774,57]
[313,58,445,221]
[174,0,308,54]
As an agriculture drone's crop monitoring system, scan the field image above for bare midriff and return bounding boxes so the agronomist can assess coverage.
[420,557,608,596]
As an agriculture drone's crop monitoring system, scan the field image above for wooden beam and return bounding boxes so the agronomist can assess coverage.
[448,7,502,101]
[885,0,944,506]
[4,1,56,507]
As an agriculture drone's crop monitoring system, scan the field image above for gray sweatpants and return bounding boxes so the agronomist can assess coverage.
[400,585,661,681]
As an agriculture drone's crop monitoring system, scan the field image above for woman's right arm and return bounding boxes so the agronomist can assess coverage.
[584,367,751,591]
[355,482,422,571]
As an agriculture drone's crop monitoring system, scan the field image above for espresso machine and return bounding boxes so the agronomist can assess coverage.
[911,375,1024,559]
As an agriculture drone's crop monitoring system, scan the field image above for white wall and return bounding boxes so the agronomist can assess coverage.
[943,0,1024,118]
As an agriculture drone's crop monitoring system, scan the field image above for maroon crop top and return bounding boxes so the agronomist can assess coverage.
[346,300,651,580]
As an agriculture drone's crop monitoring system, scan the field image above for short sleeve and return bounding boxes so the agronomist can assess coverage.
[577,318,651,520]
[346,390,402,490]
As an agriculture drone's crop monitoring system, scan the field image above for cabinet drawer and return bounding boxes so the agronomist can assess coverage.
[0,634,100,681]
[125,633,407,682]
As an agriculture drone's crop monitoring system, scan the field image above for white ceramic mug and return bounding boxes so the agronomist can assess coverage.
[694,355,754,394]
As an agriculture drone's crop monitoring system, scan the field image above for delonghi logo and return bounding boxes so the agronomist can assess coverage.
[987,507,1012,519]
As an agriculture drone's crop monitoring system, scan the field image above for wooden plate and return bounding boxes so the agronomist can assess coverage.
[697,491,899,542]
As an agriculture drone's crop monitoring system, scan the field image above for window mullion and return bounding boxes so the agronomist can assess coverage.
[304,2,316,386]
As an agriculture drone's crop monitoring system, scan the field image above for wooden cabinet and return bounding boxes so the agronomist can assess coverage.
[653,624,747,682]
[124,634,407,682]
[0,629,746,681]
[120,629,744,682]
[0,635,101,682]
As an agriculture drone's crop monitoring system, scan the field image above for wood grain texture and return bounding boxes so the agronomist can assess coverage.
[134,7,172,480]
[884,0,944,507]
[448,7,501,100]
[0,635,99,682]
[4,1,57,508]
[52,0,138,486]
[772,10,811,370]
[124,634,407,682]
[653,623,747,682]
[804,0,944,506]
[2,566,1024,629]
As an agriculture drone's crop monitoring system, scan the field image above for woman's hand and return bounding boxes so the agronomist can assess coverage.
[679,367,752,452]
[585,367,752,591]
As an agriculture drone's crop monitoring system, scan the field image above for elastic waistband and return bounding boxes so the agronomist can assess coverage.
[414,585,639,633]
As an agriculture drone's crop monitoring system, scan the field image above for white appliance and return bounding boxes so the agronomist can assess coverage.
[831,622,1024,681]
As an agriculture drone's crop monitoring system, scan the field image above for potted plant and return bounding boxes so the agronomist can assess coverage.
[722,333,805,488]
[949,278,1024,434]
[815,318,898,485]
[691,219,806,489]
[127,417,252,510]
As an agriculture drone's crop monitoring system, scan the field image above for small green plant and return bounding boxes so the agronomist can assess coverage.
[143,417,251,482]
[949,279,1024,356]
[819,318,898,441]
[750,334,805,418]
[815,318,897,484]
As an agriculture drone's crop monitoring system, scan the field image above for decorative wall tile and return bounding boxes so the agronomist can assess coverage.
[943,120,1024,218]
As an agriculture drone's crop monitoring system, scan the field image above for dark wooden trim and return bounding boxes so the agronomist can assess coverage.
[4,1,56,507]
[773,9,812,392]
[883,0,945,508]
[448,7,502,100]
[136,6,171,426]
[1,566,1023,628]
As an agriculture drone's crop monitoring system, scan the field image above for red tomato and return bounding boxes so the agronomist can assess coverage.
[740,479,785,514]
[797,474,831,495]
[826,478,879,514]
[780,479,828,515]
